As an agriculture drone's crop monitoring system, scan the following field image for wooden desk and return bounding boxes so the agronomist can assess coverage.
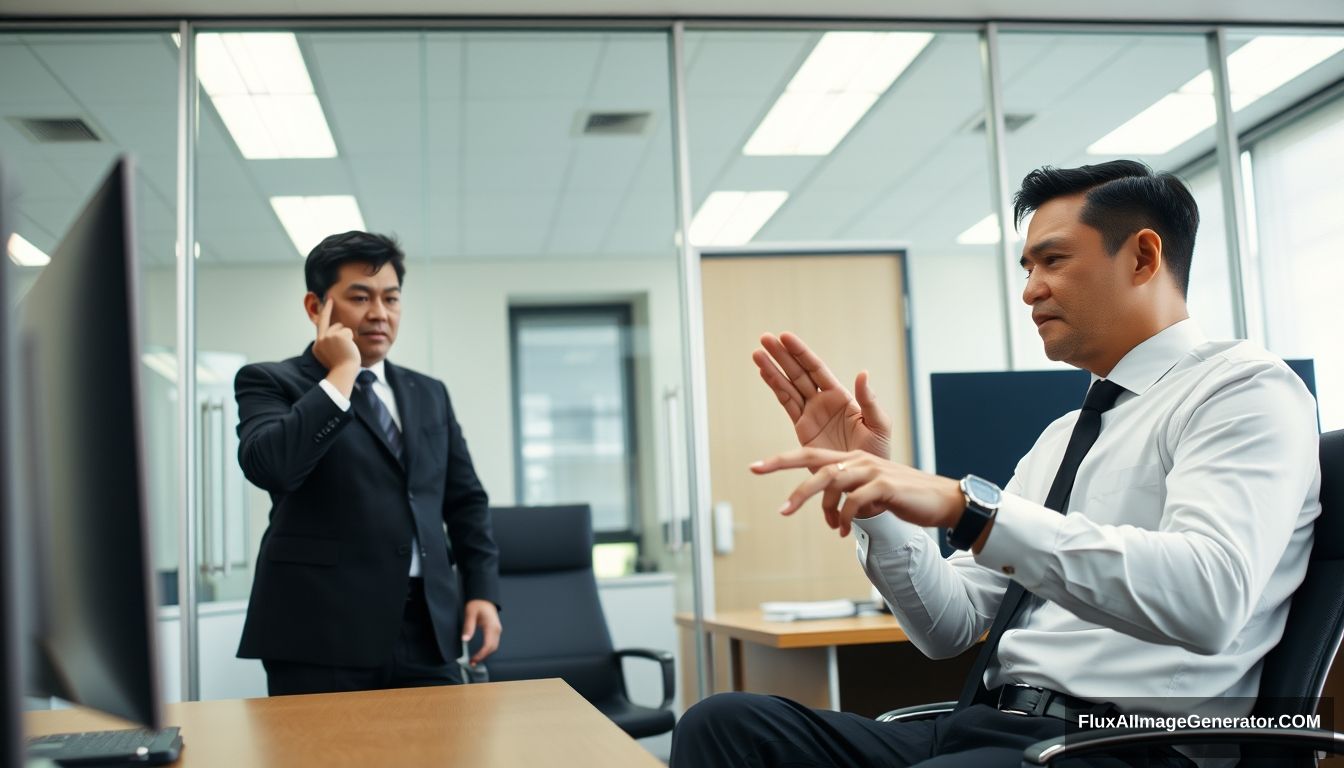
[24,679,661,768]
[678,610,978,718]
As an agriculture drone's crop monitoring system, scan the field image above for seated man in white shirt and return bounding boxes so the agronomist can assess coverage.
[669,160,1322,768]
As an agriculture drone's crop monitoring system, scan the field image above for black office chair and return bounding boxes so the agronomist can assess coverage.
[475,504,676,740]
[878,429,1344,766]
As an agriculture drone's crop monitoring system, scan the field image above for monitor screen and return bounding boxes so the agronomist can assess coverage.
[12,156,162,729]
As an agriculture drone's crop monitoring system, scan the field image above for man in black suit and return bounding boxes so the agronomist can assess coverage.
[234,230,502,696]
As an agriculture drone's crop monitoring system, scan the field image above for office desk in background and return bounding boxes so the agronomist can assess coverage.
[23,679,662,768]
[677,610,979,718]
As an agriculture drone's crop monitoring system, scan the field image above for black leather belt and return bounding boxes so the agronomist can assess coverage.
[990,684,1117,723]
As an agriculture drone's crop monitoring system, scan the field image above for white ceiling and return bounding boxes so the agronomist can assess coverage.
[3,26,1343,267]
[3,0,1344,23]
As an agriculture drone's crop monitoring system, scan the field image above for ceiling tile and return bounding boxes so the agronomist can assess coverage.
[465,35,604,99]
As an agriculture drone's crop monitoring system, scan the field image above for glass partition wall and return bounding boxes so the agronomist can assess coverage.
[4,19,1341,735]
[0,26,185,691]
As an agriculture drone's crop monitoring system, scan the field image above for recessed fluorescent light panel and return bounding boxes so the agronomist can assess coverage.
[1089,35,1344,156]
[195,32,337,159]
[744,32,933,156]
[7,233,51,267]
[270,196,367,257]
[689,191,789,246]
[955,211,1032,246]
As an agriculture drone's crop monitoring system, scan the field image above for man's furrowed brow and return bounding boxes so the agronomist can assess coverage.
[346,283,401,294]
[1025,237,1069,259]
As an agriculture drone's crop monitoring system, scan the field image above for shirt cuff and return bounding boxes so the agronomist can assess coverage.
[851,512,926,564]
[318,378,352,411]
[972,492,1067,586]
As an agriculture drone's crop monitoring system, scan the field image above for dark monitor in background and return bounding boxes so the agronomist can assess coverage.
[11,157,164,731]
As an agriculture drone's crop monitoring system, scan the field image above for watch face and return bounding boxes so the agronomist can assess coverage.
[964,474,1001,506]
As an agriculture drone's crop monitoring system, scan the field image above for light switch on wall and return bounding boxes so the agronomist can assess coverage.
[712,501,734,555]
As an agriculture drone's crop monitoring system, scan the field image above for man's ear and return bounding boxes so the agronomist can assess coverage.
[1132,228,1163,287]
[303,291,322,323]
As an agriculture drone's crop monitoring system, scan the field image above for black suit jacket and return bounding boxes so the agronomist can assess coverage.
[234,345,499,667]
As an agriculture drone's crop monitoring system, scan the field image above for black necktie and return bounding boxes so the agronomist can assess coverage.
[356,369,403,461]
[955,378,1127,709]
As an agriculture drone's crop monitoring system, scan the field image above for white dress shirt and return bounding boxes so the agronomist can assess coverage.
[852,320,1321,715]
[319,360,423,578]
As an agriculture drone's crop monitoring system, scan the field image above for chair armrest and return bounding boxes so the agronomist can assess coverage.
[876,701,956,723]
[1023,727,1344,766]
[615,648,675,711]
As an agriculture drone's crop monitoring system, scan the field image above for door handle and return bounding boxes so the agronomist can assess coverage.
[198,400,226,576]
[663,387,684,552]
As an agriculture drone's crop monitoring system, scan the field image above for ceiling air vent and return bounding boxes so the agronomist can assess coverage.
[965,113,1035,134]
[581,111,652,136]
[11,117,101,143]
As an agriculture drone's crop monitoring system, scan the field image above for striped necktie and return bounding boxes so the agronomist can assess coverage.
[356,369,403,461]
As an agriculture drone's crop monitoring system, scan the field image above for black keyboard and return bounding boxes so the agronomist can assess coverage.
[26,726,182,766]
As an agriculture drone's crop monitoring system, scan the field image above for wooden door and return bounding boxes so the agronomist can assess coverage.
[701,253,914,612]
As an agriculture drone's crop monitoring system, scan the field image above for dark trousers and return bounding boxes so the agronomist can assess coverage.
[670,693,1196,768]
[263,578,462,696]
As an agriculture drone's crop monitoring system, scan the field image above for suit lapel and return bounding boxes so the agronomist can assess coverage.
[298,344,327,383]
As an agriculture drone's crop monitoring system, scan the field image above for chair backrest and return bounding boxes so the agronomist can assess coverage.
[1252,429,1344,717]
[479,504,620,703]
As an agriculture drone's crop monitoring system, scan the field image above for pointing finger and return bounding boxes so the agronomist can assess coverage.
[318,295,333,333]
[752,447,852,475]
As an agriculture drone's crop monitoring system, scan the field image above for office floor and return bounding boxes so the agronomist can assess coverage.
[640,733,671,763]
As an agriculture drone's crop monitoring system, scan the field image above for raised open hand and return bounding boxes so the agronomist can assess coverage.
[751,332,892,460]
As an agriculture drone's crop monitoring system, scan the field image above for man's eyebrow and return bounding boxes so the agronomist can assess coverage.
[345,283,401,294]
[1021,237,1069,267]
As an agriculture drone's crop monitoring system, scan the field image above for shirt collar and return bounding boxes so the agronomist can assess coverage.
[1094,318,1206,397]
[362,359,388,385]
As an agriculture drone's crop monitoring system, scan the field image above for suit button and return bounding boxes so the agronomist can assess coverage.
[408,492,415,501]
[420,548,427,557]
[397,545,410,555]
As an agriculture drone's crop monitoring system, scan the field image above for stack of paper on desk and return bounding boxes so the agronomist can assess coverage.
[760,599,857,621]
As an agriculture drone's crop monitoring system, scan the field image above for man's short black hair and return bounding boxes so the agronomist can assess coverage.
[304,230,406,299]
[1013,159,1200,296]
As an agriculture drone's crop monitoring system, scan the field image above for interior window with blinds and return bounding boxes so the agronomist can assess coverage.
[510,305,640,574]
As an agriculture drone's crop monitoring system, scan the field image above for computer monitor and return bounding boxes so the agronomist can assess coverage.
[10,156,163,731]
